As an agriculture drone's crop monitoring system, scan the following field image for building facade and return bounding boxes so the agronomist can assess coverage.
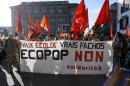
[117,0,130,34]
[10,1,78,35]
[0,27,9,37]
[110,3,118,33]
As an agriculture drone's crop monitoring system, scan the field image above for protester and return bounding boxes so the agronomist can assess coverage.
[103,32,128,86]
[14,34,21,71]
[5,33,20,73]
[112,32,123,66]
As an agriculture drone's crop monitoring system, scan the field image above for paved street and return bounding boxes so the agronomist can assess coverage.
[0,64,130,86]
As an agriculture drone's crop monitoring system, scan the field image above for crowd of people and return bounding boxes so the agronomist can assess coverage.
[0,33,20,73]
[104,32,130,86]
[0,30,129,85]
[26,29,112,41]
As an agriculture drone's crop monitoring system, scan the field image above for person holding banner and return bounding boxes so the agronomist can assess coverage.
[5,33,20,73]
[103,32,127,86]
[112,32,123,67]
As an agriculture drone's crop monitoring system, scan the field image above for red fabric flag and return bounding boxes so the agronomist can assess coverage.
[74,0,86,18]
[126,25,130,36]
[71,0,89,34]
[71,19,79,40]
[28,13,34,30]
[94,0,110,26]
[76,8,89,32]
[35,20,41,36]
[41,16,51,32]
[16,11,22,33]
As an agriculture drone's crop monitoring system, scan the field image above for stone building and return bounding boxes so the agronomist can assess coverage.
[110,3,118,33]
[10,1,78,35]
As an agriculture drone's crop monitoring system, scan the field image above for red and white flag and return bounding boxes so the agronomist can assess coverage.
[41,16,51,32]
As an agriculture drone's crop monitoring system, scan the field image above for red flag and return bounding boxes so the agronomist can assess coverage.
[74,0,86,18]
[41,16,51,32]
[35,20,41,36]
[16,11,22,33]
[71,0,89,34]
[94,0,110,26]
[76,8,89,32]
[71,19,79,40]
[28,13,34,30]
[126,25,130,36]
[27,28,34,39]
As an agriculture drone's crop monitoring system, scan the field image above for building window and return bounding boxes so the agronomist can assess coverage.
[70,17,73,23]
[58,19,62,23]
[58,18,64,24]
[50,18,55,23]
[26,7,31,14]
[50,25,56,34]
[64,17,69,23]
[57,24,70,32]
[120,16,129,30]
[121,0,129,13]
[49,7,55,14]
[33,6,40,14]
[62,24,70,32]
[21,7,26,15]
[41,7,47,14]
[57,8,63,14]
[71,11,75,16]
[70,8,75,16]
[64,6,69,14]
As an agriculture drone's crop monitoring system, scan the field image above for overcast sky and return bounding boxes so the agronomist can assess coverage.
[0,0,117,27]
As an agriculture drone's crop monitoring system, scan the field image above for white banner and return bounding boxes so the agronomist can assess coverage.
[20,40,113,74]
